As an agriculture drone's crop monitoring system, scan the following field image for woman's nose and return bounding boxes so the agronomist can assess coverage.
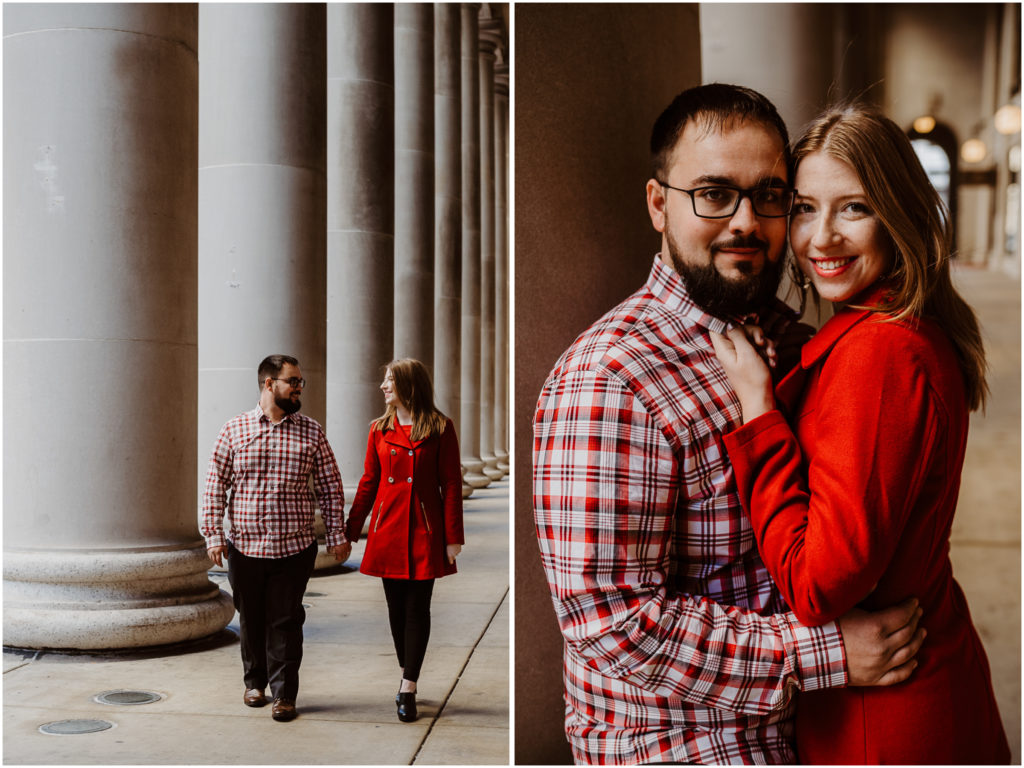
[812,216,841,249]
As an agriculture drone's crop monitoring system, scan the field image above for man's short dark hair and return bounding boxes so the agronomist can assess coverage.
[258,354,299,390]
[650,83,790,180]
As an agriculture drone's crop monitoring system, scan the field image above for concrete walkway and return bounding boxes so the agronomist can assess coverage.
[949,265,1021,763]
[3,480,509,765]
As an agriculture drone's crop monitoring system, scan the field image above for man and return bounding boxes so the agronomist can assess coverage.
[202,354,350,722]
[533,84,924,764]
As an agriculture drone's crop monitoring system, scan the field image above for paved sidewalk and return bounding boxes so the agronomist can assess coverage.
[949,265,1021,762]
[3,480,509,765]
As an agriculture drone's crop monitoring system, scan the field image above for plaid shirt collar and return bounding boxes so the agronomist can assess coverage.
[252,402,298,426]
[648,254,755,334]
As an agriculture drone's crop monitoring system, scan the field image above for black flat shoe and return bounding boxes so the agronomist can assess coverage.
[397,691,417,722]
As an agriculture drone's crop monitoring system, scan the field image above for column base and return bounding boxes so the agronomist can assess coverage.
[480,451,505,481]
[495,448,509,474]
[4,545,235,650]
[462,455,492,489]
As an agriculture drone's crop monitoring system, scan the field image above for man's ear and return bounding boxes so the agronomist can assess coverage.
[646,178,667,234]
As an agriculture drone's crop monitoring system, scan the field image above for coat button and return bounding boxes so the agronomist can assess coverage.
[406,477,412,483]
[388,477,394,483]
[408,450,413,456]
[391,449,396,455]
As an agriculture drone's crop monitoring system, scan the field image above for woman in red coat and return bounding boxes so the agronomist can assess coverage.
[345,358,464,723]
[712,106,1010,764]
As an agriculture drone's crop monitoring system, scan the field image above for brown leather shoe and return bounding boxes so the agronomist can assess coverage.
[243,688,267,708]
[271,697,297,721]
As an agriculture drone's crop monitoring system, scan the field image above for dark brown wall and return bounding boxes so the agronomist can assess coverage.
[514,4,701,763]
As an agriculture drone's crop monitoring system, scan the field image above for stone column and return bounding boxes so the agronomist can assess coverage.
[460,3,489,489]
[700,4,836,134]
[394,5,435,369]
[198,4,330,563]
[434,4,463,445]
[327,4,394,487]
[494,58,510,474]
[3,4,233,649]
[478,21,503,482]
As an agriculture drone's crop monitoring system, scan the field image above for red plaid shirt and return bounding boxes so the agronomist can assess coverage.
[533,257,847,765]
[202,405,346,558]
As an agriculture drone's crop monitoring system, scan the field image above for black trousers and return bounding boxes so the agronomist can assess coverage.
[382,577,435,683]
[227,541,318,700]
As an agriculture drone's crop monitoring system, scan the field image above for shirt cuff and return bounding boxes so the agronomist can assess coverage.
[784,613,849,692]
[204,532,227,550]
[325,530,348,547]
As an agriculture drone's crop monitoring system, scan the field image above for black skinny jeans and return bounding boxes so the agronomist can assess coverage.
[382,577,435,683]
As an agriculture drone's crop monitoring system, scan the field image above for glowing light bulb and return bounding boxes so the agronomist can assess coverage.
[961,139,987,164]
[913,115,936,134]
[995,104,1021,135]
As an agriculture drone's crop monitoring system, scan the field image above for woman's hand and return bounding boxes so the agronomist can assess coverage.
[446,543,462,564]
[710,326,776,423]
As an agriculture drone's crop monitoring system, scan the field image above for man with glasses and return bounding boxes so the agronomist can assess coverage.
[202,354,349,722]
[533,84,924,764]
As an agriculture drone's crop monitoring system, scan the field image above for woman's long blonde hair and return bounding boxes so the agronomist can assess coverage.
[371,358,449,441]
[792,104,988,411]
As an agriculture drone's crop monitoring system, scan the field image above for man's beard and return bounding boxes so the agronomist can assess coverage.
[666,231,783,320]
[276,394,302,414]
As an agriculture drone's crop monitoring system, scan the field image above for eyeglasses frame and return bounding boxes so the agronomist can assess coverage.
[271,377,306,389]
[656,179,797,219]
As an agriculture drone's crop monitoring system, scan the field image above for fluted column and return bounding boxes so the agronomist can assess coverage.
[494,58,510,474]
[394,5,435,369]
[434,3,465,491]
[478,21,502,482]
[198,4,330,563]
[327,4,395,487]
[3,4,233,649]
[460,3,489,488]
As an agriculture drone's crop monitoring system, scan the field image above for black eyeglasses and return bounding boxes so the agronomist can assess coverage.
[657,180,796,219]
[272,377,305,388]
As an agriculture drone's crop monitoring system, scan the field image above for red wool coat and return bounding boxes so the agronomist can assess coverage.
[345,418,464,580]
[723,297,1009,765]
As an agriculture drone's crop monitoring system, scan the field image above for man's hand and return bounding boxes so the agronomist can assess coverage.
[839,597,926,687]
[328,542,352,563]
[446,543,462,564]
[207,545,227,567]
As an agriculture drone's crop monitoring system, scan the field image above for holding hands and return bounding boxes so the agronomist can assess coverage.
[710,325,777,423]
[328,542,352,563]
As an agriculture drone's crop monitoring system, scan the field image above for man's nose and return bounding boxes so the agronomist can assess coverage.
[728,196,759,234]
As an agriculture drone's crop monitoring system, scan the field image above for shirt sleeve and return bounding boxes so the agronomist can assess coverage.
[312,427,347,546]
[200,424,233,550]
[723,325,941,625]
[533,368,847,716]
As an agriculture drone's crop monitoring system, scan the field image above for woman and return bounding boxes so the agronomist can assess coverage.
[711,105,1010,764]
[345,359,464,723]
